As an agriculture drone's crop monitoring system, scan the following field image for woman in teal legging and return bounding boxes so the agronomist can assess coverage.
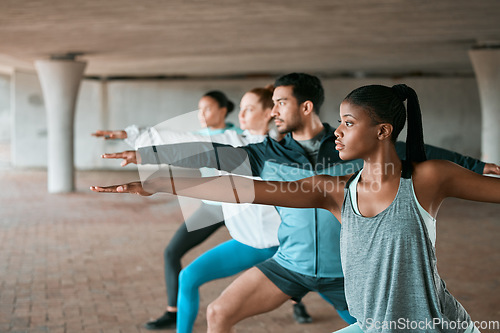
[95,86,315,332]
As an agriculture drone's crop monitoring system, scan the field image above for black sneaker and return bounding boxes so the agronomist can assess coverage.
[143,311,177,330]
[293,302,312,324]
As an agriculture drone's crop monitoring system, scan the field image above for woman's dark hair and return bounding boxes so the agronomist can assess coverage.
[343,84,426,163]
[203,90,235,115]
[274,73,324,115]
[248,85,274,110]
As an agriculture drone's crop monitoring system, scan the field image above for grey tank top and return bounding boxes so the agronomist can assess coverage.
[340,165,471,332]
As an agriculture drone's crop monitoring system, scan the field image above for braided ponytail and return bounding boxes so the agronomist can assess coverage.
[391,84,426,162]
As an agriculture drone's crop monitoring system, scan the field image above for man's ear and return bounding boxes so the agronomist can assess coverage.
[378,123,393,140]
[302,100,314,116]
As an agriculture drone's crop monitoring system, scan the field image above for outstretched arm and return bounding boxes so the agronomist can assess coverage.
[395,141,500,175]
[93,126,167,149]
[414,160,500,217]
[91,173,343,217]
[437,161,500,203]
[101,141,260,176]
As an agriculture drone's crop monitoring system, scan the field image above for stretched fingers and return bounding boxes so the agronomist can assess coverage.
[101,152,124,159]
[90,185,127,193]
[92,130,112,138]
[91,130,105,137]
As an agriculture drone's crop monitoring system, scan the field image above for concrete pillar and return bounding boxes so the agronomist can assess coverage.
[35,58,87,193]
[469,47,500,164]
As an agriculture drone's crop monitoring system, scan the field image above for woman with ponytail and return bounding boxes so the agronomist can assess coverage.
[93,84,500,333]
[92,90,241,143]
[197,90,241,134]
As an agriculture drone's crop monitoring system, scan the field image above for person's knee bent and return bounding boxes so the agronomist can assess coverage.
[164,243,182,266]
[207,299,232,327]
[178,266,199,292]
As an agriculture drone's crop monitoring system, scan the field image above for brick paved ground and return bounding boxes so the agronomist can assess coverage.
[1,168,499,333]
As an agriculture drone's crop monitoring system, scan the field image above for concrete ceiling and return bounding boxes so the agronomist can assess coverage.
[1,0,499,77]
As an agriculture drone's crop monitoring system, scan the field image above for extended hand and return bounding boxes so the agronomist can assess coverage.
[101,150,137,166]
[92,130,127,140]
[90,181,152,196]
[483,163,500,175]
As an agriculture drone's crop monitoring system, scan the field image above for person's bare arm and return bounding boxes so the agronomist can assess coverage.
[438,160,500,203]
[91,174,344,217]
[413,160,500,217]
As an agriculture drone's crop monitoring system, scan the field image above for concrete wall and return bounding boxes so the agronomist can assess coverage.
[0,74,10,142]
[9,71,482,170]
[12,71,47,167]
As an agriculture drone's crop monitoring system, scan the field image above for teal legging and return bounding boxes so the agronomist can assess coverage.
[319,293,357,324]
[177,239,278,333]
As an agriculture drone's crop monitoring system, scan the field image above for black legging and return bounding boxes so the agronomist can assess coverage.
[163,202,225,307]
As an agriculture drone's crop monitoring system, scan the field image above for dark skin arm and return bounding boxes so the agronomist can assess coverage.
[413,160,500,217]
[91,160,500,221]
[91,174,347,220]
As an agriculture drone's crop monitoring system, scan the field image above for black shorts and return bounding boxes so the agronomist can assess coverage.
[256,258,348,311]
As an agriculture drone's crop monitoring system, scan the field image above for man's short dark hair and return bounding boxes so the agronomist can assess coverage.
[275,73,325,115]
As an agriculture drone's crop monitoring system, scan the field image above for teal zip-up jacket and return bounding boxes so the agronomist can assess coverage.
[138,123,485,278]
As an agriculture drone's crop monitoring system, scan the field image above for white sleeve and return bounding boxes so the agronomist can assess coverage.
[124,125,144,148]
[133,126,167,149]
[133,127,234,150]
[154,129,245,146]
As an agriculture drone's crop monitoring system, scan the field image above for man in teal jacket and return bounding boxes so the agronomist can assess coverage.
[106,73,496,332]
